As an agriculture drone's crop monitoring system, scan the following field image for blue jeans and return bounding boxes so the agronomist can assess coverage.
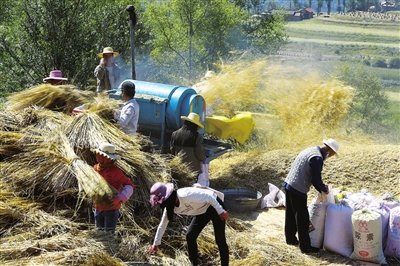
[94,209,120,234]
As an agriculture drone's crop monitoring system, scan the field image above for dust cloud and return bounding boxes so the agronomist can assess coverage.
[196,58,357,150]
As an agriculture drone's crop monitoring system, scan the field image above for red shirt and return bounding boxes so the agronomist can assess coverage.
[94,164,134,211]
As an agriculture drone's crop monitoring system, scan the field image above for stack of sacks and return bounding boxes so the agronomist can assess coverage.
[322,190,400,262]
[260,183,285,209]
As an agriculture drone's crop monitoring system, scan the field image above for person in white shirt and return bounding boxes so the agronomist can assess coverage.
[147,182,229,266]
[117,81,140,134]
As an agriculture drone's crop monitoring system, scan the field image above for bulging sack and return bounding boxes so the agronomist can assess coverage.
[384,206,400,259]
[308,189,335,248]
[350,209,387,264]
[323,201,354,258]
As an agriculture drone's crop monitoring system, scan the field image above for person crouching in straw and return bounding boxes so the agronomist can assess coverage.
[91,143,134,235]
[147,182,229,266]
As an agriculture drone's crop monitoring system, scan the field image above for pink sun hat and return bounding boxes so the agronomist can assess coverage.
[149,182,174,206]
[43,70,68,83]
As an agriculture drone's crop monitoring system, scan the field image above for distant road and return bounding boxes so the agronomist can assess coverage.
[288,37,400,48]
[317,16,400,26]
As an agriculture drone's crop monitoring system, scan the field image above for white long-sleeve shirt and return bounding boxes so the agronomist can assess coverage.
[153,187,225,246]
[118,98,140,134]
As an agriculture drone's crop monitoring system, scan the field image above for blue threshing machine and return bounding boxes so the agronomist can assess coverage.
[108,80,231,160]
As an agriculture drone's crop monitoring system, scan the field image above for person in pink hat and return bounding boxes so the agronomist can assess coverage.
[43,70,68,86]
[94,47,121,93]
[147,182,229,266]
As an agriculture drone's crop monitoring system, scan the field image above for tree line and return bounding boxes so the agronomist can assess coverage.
[0,0,288,95]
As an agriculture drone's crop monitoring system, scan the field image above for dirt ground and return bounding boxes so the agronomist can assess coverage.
[229,208,386,266]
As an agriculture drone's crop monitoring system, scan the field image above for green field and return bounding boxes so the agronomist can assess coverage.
[279,16,400,92]
[387,91,400,101]
[283,16,400,56]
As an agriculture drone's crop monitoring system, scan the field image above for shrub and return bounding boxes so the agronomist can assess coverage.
[362,59,370,66]
[371,57,387,68]
[387,57,400,69]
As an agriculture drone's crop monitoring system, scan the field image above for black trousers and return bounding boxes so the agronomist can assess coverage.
[186,197,229,266]
[284,189,313,251]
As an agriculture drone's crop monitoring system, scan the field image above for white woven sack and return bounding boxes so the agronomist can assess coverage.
[368,199,390,250]
[260,183,280,209]
[323,202,354,258]
[308,190,335,248]
[346,190,375,211]
[384,206,400,259]
[350,209,387,264]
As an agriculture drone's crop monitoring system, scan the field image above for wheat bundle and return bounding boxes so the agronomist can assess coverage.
[1,127,115,204]
[19,106,72,131]
[82,93,121,121]
[5,84,93,113]
[116,154,160,208]
[0,106,71,135]
[0,191,42,237]
[0,131,24,159]
[0,110,23,131]
[71,159,116,203]
[166,153,198,188]
[64,112,138,153]
[0,232,122,266]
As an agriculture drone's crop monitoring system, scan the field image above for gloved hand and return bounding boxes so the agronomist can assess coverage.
[219,211,229,221]
[112,196,122,207]
[204,157,210,164]
[147,245,158,254]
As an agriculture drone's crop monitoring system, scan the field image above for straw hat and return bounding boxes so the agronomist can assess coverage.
[91,143,121,160]
[181,112,204,129]
[97,47,119,58]
[323,138,340,154]
[43,70,68,82]
[149,182,174,206]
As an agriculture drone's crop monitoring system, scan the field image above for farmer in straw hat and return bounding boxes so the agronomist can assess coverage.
[91,143,134,234]
[170,112,208,183]
[43,70,68,86]
[147,182,229,266]
[94,47,121,93]
[282,138,339,254]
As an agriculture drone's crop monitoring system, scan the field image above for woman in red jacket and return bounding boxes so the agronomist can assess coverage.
[91,143,134,234]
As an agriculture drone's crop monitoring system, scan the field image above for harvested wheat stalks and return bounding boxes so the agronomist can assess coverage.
[82,93,121,121]
[64,112,139,153]
[1,127,116,204]
[0,131,24,158]
[5,84,93,113]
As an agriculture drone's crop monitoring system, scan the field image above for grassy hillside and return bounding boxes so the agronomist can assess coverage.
[279,16,400,92]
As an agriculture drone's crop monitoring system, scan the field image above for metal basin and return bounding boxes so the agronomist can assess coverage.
[220,188,262,213]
